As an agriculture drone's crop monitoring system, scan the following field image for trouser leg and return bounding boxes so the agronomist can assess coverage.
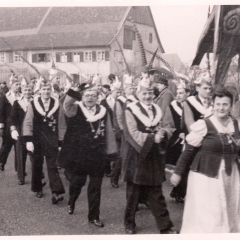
[147,185,173,231]
[45,151,65,194]
[68,174,87,206]
[124,182,140,229]
[87,175,103,221]
[104,154,112,175]
[111,155,122,185]
[31,154,44,192]
[17,142,28,182]
[0,135,15,166]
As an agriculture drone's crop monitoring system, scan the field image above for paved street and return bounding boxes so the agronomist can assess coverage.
[0,146,183,236]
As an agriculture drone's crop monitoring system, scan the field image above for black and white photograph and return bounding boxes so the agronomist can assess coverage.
[0,0,240,239]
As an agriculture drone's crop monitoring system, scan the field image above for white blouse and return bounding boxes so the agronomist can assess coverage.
[186,115,237,147]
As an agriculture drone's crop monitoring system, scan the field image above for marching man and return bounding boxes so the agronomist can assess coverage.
[123,76,177,234]
[10,78,34,185]
[0,74,21,171]
[58,83,117,227]
[22,79,65,203]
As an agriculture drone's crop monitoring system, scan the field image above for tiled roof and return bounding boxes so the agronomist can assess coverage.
[43,7,128,26]
[0,7,128,50]
[0,22,119,50]
[0,7,48,31]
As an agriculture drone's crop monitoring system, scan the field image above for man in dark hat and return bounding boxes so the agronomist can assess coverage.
[58,83,117,227]
[0,75,21,171]
[153,77,174,117]
[22,79,65,203]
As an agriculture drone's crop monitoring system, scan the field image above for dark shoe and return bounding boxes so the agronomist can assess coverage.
[42,181,46,187]
[24,172,27,176]
[36,191,43,198]
[160,229,179,234]
[52,193,64,204]
[105,173,112,177]
[125,228,136,234]
[68,204,75,215]
[89,219,104,227]
[18,180,25,185]
[111,181,119,188]
[0,164,4,171]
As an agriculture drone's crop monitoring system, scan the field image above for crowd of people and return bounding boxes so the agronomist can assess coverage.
[0,67,240,234]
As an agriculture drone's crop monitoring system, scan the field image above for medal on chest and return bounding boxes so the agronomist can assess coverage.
[90,120,105,138]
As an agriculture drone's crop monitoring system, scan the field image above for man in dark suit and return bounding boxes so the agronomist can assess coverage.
[153,77,174,118]
[163,84,190,202]
[0,76,21,171]
[22,79,65,203]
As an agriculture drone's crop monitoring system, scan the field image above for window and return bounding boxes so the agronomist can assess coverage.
[14,51,22,62]
[149,33,153,43]
[97,51,105,61]
[73,53,80,62]
[60,53,67,63]
[32,53,51,63]
[123,26,133,50]
[0,52,5,63]
[84,51,92,62]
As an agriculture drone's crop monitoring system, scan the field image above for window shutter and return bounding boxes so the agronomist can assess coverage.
[9,51,13,63]
[123,26,133,50]
[79,52,84,62]
[105,50,110,61]
[32,54,38,63]
[92,51,96,62]
[67,52,72,62]
[56,53,60,62]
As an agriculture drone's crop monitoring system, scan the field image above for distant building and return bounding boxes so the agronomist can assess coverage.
[0,6,165,83]
[161,53,185,72]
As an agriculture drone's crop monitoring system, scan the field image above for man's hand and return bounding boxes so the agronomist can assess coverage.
[11,130,19,140]
[179,133,185,140]
[26,142,34,152]
[170,173,181,187]
[154,133,164,143]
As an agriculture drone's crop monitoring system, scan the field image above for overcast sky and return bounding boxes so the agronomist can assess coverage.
[151,5,210,65]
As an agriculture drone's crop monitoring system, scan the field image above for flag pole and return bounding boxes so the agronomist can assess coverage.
[212,5,221,85]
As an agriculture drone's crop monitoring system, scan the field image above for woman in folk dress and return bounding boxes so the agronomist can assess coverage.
[171,87,240,233]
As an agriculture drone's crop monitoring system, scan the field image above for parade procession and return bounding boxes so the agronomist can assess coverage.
[1,5,240,236]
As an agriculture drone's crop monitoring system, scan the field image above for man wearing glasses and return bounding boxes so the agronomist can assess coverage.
[58,83,117,227]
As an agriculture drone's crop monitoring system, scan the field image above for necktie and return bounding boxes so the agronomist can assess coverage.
[148,106,154,120]
[43,101,49,111]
